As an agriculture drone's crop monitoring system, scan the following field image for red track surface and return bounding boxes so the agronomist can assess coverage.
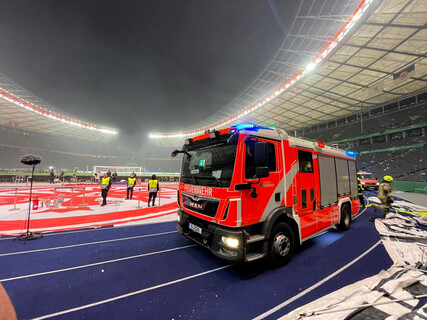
[0,184,178,235]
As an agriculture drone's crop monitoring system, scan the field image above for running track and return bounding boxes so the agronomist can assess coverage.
[0,198,393,320]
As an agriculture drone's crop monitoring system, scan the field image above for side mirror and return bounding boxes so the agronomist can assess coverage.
[171,149,179,158]
[254,142,268,166]
[255,166,269,178]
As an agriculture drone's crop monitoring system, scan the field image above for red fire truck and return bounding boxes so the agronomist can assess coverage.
[172,124,359,265]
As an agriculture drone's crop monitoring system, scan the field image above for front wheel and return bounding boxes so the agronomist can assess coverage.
[268,222,294,266]
[337,204,351,230]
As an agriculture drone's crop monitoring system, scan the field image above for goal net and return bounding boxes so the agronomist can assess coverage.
[93,166,143,174]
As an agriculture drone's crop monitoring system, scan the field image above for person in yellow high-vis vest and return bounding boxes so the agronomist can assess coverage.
[126,173,137,200]
[101,173,112,206]
[148,174,159,207]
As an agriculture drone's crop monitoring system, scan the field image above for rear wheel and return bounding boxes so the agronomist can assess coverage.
[337,204,351,230]
[268,222,294,266]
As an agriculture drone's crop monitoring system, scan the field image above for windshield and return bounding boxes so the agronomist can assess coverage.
[181,142,237,188]
[359,173,374,180]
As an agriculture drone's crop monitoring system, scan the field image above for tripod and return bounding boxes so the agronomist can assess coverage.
[16,163,42,241]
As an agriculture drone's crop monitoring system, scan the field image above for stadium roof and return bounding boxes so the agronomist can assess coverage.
[150,0,427,146]
[0,73,118,142]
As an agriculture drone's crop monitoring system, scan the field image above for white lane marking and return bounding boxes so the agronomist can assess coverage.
[0,244,197,283]
[32,264,231,320]
[0,231,177,257]
[7,222,148,238]
[253,240,382,320]
[1,208,177,235]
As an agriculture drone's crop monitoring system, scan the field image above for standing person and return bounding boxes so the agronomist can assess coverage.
[357,178,365,208]
[60,170,65,184]
[112,171,118,184]
[378,175,394,218]
[100,173,112,206]
[49,169,55,184]
[126,173,136,200]
[107,170,111,177]
[147,174,159,207]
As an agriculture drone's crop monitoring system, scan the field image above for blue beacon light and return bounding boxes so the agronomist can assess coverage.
[233,124,273,132]
[235,123,256,130]
[345,150,357,158]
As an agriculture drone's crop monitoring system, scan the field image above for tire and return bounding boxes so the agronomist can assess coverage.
[337,204,351,231]
[268,222,294,266]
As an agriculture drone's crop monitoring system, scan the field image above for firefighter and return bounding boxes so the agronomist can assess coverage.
[100,173,112,206]
[126,173,136,200]
[148,174,159,207]
[378,175,394,218]
[358,178,365,208]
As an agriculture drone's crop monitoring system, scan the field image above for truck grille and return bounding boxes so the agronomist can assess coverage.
[182,193,219,218]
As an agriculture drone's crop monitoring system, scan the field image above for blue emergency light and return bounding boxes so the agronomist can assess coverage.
[233,124,273,132]
[345,150,357,158]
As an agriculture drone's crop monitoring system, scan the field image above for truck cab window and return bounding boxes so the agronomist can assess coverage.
[298,150,313,173]
[245,141,276,179]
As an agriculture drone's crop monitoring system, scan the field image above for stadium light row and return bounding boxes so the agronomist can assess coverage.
[149,0,372,139]
[0,87,118,135]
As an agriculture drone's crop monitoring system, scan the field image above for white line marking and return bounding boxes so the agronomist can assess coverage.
[32,264,230,320]
[0,231,177,257]
[253,240,382,320]
[0,244,197,283]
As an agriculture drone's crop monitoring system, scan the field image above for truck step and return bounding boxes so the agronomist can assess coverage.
[247,234,265,244]
[245,253,265,262]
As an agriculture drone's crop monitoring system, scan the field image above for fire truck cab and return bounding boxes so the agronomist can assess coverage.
[173,124,359,265]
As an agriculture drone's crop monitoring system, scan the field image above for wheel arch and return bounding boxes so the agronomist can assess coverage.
[338,198,352,221]
[262,207,300,243]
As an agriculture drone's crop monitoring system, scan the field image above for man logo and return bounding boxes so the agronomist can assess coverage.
[189,202,204,210]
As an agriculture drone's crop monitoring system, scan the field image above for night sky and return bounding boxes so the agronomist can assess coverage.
[0,0,296,138]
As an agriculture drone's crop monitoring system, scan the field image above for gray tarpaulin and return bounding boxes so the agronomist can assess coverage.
[280,214,427,320]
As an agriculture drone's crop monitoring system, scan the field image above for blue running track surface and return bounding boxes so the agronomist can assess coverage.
[0,206,392,320]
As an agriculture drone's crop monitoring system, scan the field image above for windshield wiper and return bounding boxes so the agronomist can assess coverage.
[181,175,199,185]
[203,176,222,187]
[191,175,198,184]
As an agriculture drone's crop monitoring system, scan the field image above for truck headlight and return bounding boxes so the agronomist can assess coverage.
[221,236,239,248]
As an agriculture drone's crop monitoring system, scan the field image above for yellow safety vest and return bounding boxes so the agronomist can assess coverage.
[101,177,110,189]
[148,179,158,192]
[128,177,136,186]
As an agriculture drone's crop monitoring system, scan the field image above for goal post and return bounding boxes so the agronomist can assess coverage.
[92,166,143,175]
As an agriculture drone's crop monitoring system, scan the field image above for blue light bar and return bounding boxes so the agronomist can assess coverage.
[235,123,255,130]
[345,150,357,158]
[233,124,273,132]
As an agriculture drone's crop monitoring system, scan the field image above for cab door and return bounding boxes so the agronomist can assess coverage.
[239,138,283,227]
[296,149,318,239]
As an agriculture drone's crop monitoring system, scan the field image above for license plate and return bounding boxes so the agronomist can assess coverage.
[189,223,202,234]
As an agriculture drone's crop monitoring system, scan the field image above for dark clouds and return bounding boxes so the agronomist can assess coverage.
[0,0,296,137]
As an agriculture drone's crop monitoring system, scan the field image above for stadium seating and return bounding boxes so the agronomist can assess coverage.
[303,93,427,182]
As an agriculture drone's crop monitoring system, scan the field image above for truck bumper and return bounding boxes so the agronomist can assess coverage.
[177,209,245,262]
